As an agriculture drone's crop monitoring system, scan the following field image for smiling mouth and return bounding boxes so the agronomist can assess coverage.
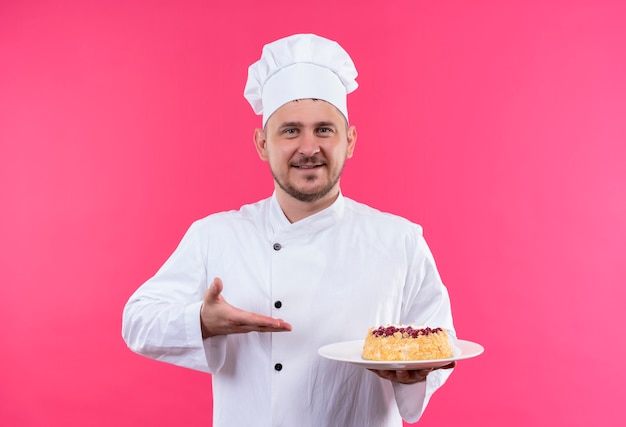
[293,164,323,169]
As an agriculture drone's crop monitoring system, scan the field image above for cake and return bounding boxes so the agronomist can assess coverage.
[361,325,453,361]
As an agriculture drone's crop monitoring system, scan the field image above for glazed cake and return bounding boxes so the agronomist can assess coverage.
[361,325,453,361]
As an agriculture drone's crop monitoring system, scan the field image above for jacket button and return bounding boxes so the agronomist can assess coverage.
[274,301,282,309]
[274,363,283,371]
[273,243,282,251]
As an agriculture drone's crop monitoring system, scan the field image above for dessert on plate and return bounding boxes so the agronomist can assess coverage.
[361,325,453,361]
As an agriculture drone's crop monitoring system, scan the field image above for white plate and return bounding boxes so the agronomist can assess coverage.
[318,338,484,370]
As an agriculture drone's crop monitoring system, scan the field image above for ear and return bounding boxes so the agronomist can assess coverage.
[253,128,268,161]
[345,125,357,159]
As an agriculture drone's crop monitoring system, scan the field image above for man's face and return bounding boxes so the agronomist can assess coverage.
[254,99,357,203]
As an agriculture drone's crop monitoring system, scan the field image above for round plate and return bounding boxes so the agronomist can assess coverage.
[318,338,484,370]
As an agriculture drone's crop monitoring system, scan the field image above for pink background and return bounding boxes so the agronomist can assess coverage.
[1,1,625,426]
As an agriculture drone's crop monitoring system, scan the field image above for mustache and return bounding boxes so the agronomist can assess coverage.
[291,155,326,166]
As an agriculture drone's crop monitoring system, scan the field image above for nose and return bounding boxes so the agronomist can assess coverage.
[297,131,320,156]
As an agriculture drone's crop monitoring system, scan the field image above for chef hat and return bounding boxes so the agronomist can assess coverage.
[244,33,358,126]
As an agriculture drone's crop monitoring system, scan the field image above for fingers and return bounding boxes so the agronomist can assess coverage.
[201,278,292,337]
[368,361,457,385]
[230,311,292,332]
[395,370,411,382]
[439,361,456,370]
[205,277,223,301]
[367,368,431,384]
[276,319,292,331]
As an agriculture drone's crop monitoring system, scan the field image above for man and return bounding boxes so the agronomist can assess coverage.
[123,33,455,426]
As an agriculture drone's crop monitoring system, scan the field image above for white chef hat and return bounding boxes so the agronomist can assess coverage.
[244,33,358,126]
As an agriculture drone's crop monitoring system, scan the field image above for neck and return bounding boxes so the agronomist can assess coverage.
[275,188,340,223]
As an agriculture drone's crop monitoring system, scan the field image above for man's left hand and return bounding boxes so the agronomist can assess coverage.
[368,361,456,384]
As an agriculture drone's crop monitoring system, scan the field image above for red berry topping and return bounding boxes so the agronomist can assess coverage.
[371,325,443,337]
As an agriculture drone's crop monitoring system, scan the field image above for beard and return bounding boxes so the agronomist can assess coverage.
[272,155,345,203]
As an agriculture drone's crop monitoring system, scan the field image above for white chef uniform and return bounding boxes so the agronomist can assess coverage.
[124,33,456,426]
[122,193,455,426]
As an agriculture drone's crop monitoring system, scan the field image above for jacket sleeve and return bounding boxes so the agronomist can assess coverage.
[121,221,227,374]
[393,226,456,422]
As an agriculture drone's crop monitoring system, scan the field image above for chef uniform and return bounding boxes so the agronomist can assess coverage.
[123,34,455,427]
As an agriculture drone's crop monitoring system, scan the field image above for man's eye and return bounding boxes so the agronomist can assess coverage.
[284,128,298,135]
[318,127,333,134]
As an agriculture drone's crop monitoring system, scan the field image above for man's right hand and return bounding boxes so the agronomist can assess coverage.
[200,277,292,338]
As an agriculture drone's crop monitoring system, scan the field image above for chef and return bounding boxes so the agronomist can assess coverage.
[122,33,455,427]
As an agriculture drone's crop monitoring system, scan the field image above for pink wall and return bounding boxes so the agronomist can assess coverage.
[1,1,625,426]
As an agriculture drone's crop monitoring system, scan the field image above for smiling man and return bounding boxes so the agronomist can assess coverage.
[255,98,356,221]
[123,33,455,427]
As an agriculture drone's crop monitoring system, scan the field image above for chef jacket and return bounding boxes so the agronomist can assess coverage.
[122,193,455,427]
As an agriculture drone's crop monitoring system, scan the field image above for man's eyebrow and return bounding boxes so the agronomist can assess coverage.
[278,121,304,129]
[315,121,338,128]
[277,121,339,130]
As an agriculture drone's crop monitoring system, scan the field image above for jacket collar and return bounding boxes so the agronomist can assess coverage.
[268,191,345,240]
